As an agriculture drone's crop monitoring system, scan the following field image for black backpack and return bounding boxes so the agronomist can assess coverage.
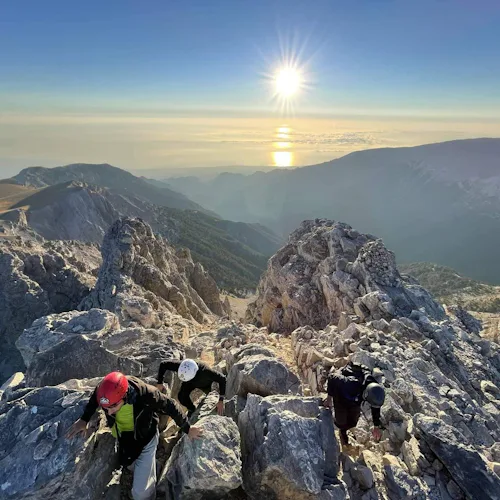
[338,362,371,403]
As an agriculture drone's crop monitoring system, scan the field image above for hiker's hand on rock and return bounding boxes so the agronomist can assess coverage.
[188,426,203,439]
[66,419,87,439]
[216,400,224,416]
[372,427,382,442]
[156,383,166,394]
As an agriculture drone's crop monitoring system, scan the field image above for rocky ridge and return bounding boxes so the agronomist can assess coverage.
[0,217,499,500]
[249,219,500,500]
[0,216,224,385]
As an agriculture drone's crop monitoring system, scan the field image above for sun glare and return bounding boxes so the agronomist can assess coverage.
[275,68,301,98]
[272,151,293,167]
[260,38,312,115]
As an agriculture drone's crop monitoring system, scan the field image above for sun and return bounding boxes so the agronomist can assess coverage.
[275,67,301,98]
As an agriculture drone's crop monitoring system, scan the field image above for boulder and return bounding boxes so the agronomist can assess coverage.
[226,354,302,399]
[16,308,184,387]
[16,309,119,366]
[0,240,98,383]
[238,394,342,499]
[225,343,277,371]
[161,415,242,500]
[383,465,427,500]
[350,463,374,490]
[0,386,117,499]
[401,436,426,476]
[391,378,414,404]
[415,415,500,499]
[25,335,142,387]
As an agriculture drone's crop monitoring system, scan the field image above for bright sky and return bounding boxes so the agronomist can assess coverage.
[1,0,500,176]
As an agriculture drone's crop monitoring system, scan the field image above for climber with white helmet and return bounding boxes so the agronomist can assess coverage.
[156,358,226,416]
[323,361,385,446]
[66,371,203,500]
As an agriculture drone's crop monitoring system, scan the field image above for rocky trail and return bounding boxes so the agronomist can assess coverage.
[0,217,499,499]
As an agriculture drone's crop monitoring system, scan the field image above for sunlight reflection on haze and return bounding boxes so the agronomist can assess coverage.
[272,151,294,167]
[272,125,294,167]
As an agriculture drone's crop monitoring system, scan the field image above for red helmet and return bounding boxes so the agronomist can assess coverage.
[97,372,128,407]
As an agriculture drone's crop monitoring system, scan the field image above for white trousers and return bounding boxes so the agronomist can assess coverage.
[129,430,159,500]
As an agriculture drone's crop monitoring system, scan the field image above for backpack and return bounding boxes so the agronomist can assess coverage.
[338,362,371,403]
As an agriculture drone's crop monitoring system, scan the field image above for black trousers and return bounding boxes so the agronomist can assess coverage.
[177,384,210,413]
[333,403,361,431]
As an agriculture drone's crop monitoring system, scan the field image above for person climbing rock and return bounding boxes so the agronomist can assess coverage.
[66,371,203,500]
[156,358,226,417]
[323,361,385,446]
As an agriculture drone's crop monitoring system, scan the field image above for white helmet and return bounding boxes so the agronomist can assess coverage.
[178,359,198,382]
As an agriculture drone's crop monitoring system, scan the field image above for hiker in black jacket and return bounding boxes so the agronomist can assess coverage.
[66,372,203,500]
[323,362,385,446]
[157,358,226,416]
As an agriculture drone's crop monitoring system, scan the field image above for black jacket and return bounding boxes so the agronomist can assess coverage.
[327,364,381,427]
[81,376,190,466]
[157,359,226,401]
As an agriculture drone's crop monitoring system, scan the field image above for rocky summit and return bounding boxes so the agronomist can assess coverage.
[0,217,499,500]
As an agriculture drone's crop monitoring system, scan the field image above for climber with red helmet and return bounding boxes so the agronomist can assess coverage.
[156,358,226,417]
[66,371,203,500]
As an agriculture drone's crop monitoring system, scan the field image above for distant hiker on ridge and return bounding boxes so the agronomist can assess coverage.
[66,372,203,500]
[156,358,226,417]
[323,361,385,446]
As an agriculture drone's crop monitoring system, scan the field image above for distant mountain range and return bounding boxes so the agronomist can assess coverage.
[0,164,283,291]
[134,164,293,181]
[400,262,500,312]
[165,138,500,283]
[4,163,216,215]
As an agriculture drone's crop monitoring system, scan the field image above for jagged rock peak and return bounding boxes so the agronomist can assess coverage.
[81,217,223,325]
[247,218,445,333]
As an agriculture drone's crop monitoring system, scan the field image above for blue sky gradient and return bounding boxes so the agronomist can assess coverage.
[1,0,499,173]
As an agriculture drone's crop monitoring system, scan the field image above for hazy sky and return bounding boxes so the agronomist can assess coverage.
[1,0,500,176]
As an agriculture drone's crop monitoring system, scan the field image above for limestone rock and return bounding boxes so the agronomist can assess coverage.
[447,305,482,334]
[0,372,25,401]
[0,385,117,499]
[391,378,414,404]
[383,465,427,500]
[0,238,99,383]
[226,353,302,399]
[415,415,500,499]
[401,436,425,476]
[161,415,242,500]
[224,342,275,371]
[238,394,342,499]
[247,219,444,333]
[25,335,143,387]
[80,217,223,325]
[175,248,224,316]
[351,463,374,490]
[16,309,119,366]
[16,308,184,387]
